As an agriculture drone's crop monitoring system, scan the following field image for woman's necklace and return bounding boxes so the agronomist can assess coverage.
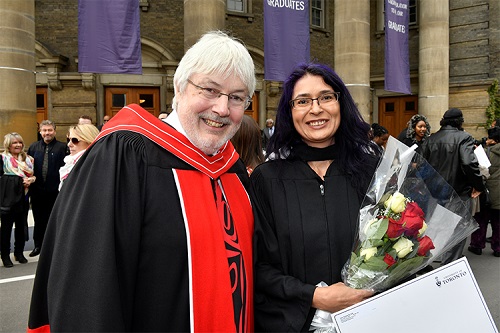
[308,160,333,179]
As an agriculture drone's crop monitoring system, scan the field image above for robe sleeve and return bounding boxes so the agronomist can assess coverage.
[28,131,148,332]
[249,167,317,332]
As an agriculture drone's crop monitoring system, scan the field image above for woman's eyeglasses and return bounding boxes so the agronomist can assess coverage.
[289,92,340,109]
[67,137,80,144]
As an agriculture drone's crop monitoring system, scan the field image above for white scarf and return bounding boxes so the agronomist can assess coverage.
[58,149,86,191]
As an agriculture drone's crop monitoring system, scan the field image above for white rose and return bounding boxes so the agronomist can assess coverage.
[393,237,414,258]
[360,247,378,260]
[418,221,428,237]
[384,192,406,213]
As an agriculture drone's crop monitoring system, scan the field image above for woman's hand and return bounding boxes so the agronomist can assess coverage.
[312,282,373,313]
[23,176,36,187]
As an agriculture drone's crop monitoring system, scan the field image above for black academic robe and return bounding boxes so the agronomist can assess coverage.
[28,104,254,333]
[250,156,376,332]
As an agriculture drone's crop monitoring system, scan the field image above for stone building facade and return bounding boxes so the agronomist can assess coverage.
[0,0,498,144]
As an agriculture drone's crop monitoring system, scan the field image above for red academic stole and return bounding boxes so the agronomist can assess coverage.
[100,104,254,332]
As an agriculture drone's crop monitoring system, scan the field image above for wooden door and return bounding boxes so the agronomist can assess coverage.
[244,91,259,122]
[105,87,160,118]
[36,87,48,123]
[379,96,418,137]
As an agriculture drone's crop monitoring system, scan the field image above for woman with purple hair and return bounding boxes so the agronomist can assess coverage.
[250,63,379,331]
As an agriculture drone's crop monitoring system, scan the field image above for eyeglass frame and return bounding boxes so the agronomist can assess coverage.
[289,92,340,109]
[187,79,252,110]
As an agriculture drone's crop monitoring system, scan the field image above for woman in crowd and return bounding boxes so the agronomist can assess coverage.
[250,63,378,331]
[468,126,500,257]
[231,115,265,175]
[59,124,99,190]
[370,123,389,156]
[399,114,431,150]
[0,133,35,268]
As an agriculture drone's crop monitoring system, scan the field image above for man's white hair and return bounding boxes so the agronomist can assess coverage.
[172,31,256,109]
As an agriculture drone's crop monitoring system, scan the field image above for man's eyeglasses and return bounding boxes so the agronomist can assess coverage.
[289,92,340,109]
[67,137,80,144]
[187,79,251,110]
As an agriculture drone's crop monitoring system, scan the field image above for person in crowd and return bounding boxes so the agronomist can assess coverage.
[249,63,378,331]
[78,115,93,125]
[28,31,256,332]
[370,123,389,156]
[420,108,485,265]
[0,133,36,268]
[261,118,274,150]
[59,124,99,190]
[231,115,265,175]
[399,114,431,150]
[158,111,169,120]
[468,126,500,257]
[475,117,500,146]
[97,115,110,131]
[26,120,67,257]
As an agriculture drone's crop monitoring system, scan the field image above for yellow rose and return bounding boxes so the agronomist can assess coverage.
[417,221,428,237]
[384,192,406,213]
[393,237,413,258]
[360,247,378,260]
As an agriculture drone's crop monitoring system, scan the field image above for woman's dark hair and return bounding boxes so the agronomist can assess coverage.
[267,62,373,185]
[371,123,389,138]
[231,115,265,170]
[406,114,431,140]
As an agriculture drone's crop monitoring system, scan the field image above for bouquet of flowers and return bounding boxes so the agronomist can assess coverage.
[310,137,479,333]
[342,137,479,292]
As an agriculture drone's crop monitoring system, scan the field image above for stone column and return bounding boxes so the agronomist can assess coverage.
[334,0,371,122]
[184,0,226,51]
[418,0,449,131]
[0,0,37,144]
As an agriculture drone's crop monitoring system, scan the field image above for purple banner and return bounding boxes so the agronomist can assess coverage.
[78,0,142,74]
[264,0,310,81]
[384,0,411,94]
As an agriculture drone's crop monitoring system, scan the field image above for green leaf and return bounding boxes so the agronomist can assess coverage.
[365,218,389,240]
[361,239,385,248]
[363,256,389,272]
[385,256,424,287]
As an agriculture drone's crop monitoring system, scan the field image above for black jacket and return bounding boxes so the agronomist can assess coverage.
[420,125,485,199]
[0,160,24,213]
[27,139,66,194]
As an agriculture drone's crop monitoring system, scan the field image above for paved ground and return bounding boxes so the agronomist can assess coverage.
[1,211,499,332]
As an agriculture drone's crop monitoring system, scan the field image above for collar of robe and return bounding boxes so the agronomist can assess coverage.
[291,141,339,162]
[94,104,240,179]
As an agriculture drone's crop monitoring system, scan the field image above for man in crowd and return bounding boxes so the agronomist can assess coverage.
[420,108,485,265]
[27,120,67,257]
[97,114,111,131]
[261,118,274,149]
[28,31,256,332]
[78,115,93,125]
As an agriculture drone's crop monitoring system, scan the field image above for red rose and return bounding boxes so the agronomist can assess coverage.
[383,253,397,268]
[400,202,425,237]
[417,235,435,256]
[386,218,404,238]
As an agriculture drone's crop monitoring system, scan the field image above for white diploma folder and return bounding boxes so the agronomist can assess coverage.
[332,257,498,333]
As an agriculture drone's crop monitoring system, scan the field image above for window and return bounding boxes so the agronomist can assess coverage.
[227,0,246,12]
[36,87,48,124]
[310,0,324,28]
[408,0,417,26]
